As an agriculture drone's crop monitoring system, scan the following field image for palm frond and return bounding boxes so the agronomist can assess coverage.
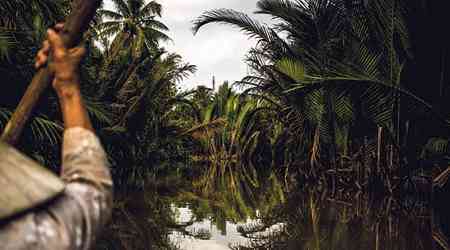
[422,138,449,157]
[111,0,130,17]
[1,107,62,145]
[0,107,13,128]
[256,0,310,25]
[141,18,169,31]
[143,28,172,44]
[30,115,62,145]
[275,57,305,85]
[84,98,114,125]
[96,21,122,36]
[0,30,16,60]
[180,118,227,139]
[99,9,124,20]
[192,8,285,51]
[141,0,162,17]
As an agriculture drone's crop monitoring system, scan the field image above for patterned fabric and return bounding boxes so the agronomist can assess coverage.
[0,127,113,250]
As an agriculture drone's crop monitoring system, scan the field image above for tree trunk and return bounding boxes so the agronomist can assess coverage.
[1,0,102,145]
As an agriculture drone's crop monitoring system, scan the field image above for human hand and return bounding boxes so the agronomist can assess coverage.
[35,23,86,94]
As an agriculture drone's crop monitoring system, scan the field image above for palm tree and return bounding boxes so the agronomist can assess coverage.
[193,0,356,173]
[182,83,271,192]
[116,50,197,130]
[97,0,170,59]
[193,0,450,187]
[95,0,173,112]
[101,48,197,185]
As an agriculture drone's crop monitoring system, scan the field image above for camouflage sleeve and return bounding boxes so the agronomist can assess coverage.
[0,127,113,250]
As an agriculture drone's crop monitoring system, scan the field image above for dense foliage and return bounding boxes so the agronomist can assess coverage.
[193,0,450,192]
[1,0,449,191]
[0,0,195,185]
[2,0,450,249]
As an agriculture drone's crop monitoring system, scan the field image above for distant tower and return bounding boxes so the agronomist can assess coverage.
[212,75,216,92]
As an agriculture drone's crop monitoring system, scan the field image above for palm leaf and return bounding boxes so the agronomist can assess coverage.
[140,0,162,17]
[0,30,16,60]
[275,57,305,85]
[84,98,113,125]
[30,116,62,145]
[0,107,61,145]
[422,138,449,157]
[193,8,286,52]
[180,118,227,139]
[110,0,130,17]
[99,9,124,20]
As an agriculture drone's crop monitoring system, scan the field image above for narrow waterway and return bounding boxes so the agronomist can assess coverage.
[95,174,450,250]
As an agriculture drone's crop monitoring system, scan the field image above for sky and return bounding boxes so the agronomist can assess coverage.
[103,0,270,90]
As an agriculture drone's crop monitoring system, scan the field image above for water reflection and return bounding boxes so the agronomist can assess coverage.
[95,174,449,250]
[169,204,285,250]
[169,206,249,250]
[234,189,436,250]
[168,169,286,250]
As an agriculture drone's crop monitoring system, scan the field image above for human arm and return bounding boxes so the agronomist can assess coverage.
[43,24,113,245]
[0,25,113,249]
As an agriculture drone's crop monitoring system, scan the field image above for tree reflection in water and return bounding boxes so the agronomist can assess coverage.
[95,170,449,250]
[234,188,444,250]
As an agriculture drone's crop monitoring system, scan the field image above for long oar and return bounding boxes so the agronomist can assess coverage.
[1,0,102,145]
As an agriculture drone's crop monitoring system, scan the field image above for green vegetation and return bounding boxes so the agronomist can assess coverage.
[2,0,449,190]
[0,0,196,184]
[192,0,450,192]
[2,0,450,248]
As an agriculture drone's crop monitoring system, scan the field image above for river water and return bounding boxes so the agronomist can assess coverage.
[95,175,450,250]
[169,205,250,250]
[169,205,285,249]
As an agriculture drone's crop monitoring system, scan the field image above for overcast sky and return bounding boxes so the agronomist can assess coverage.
[104,0,269,90]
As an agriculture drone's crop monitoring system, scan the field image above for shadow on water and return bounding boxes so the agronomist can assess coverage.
[95,166,450,250]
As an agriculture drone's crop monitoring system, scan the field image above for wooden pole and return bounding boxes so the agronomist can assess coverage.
[1,0,102,145]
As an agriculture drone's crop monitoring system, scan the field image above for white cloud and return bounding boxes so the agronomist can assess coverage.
[103,0,269,89]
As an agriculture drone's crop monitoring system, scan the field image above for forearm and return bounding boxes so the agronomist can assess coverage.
[56,82,113,248]
[56,80,93,131]
[56,78,112,186]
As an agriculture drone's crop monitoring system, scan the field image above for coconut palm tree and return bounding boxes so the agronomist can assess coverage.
[95,0,173,113]
[97,0,170,59]
[100,48,197,185]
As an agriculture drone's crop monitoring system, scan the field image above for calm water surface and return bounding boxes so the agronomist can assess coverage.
[96,177,450,250]
[169,205,284,250]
